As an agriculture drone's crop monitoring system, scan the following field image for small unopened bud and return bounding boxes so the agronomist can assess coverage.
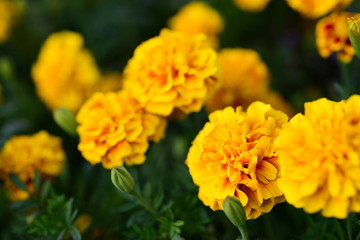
[223,196,248,240]
[348,17,360,59]
[111,166,135,193]
[53,108,78,136]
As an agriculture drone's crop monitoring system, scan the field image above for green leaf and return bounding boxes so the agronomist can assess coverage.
[34,170,41,193]
[9,173,29,192]
[70,226,82,240]
[56,229,66,240]
[40,180,51,202]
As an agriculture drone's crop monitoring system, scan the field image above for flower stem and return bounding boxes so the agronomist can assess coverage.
[238,226,249,240]
[133,191,158,217]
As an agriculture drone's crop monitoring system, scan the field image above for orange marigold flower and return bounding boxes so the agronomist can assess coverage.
[123,29,220,117]
[206,48,294,116]
[0,131,65,201]
[186,102,288,219]
[233,0,271,12]
[285,0,353,18]
[168,1,224,48]
[32,31,100,113]
[316,12,360,63]
[77,91,167,169]
[275,95,360,219]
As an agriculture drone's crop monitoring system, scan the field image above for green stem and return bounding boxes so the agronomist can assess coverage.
[133,191,158,217]
[238,226,249,240]
[339,61,351,98]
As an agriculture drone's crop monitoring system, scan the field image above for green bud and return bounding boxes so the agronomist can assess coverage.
[223,196,248,240]
[348,17,360,60]
[111,166,135,193]
[0,58,14,80]
[53,108,78,136]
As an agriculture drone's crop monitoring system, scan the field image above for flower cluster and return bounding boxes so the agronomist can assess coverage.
[233,0,271,12]
[285,0,353,18]
[0,0,22,43]
[316,12,360,63]
[168,1,224,48]
[206,48,293,116]
[77,91,166,169]
[123,29,220,117]
[32,31,101,113]
[276,95,360,219]
[186,102,288,219]
[0,131,65,201]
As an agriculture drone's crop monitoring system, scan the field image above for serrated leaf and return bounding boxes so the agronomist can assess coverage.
[9,173,29,192]
[70,226,82,240]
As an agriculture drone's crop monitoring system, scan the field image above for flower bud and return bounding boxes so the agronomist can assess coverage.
[223,196,248,240]
[348,17,360,59]
[111,166,135,193]
[53,108,78,136]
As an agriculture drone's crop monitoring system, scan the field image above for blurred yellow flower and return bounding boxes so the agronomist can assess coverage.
[77,91,167,169]
[316,12,359,63]
[123,29,220,117]
[168,1,224,48]
[0,0,23,43]
[206,48,294,116]
[276,95,360,219]
[95,72,122,93]
[0,131,65,201]
[233,0,271,12]
[75,214,92,233]
[186,102,288,219]
[32,31,100,113]
[285,0,353,18]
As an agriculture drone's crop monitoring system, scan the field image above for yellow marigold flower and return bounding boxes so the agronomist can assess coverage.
[77,91,167,169]
[95,72,122,93]
[207,48,293,114]
[186,102,288,219]
[0,0,23,43]
[233,0,271,12]
[0,131,65,201]
[123,29,220,117]
[316,12,360,63]
[32,31,100,113]
[75,214,92,233]
[286,0,353,18]
[276,95,360,219]
[168,1,224,48]
[207,48,269,112]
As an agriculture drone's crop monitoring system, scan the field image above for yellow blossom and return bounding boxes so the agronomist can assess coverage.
[206,48,294,116]
[123,29,220,117]
[186,102,288,219]
[95,72,122,93]
[275,95,360,219]
[168,1,224,48]
[285,0,353,18]
[0,131,65,201]
[0,0,23,43]
[233,0,271,12]
[75,214,92,233]
[316,12,360,63]
[77,91,167,169]
[32,31,100,113]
